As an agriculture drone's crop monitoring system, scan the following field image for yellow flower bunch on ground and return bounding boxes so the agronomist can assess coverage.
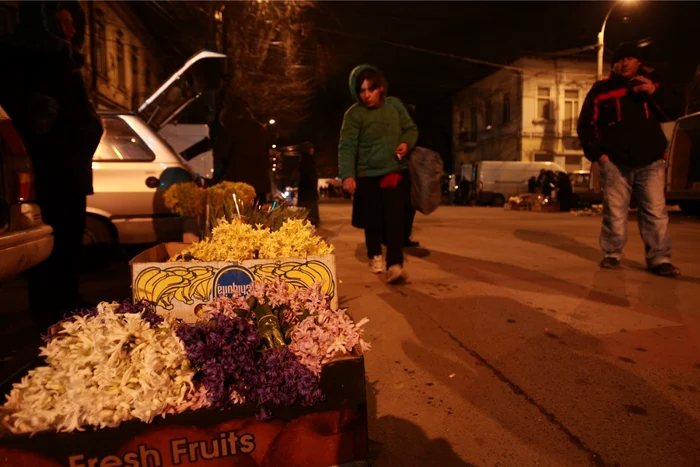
[171,219,333,262]
[163,181,256,220]
[258,219,334,259]
[209,181,256,207]
[163,182,206,217]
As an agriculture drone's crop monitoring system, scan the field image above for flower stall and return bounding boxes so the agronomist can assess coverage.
[0,279,370,467]
[0,181,367,466]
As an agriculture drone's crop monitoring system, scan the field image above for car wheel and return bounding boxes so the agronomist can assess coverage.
[491,194,506,208]
[82,216,117,270]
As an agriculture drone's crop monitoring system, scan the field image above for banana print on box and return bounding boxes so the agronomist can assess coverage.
[133,266,216,310]
[250,260,335,298]
[133,261,335,310]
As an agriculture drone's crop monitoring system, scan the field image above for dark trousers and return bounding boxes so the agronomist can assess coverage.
[355,173,408,268]
[404,183,416,241]
[27,193,87,330]
[298,198,320,227]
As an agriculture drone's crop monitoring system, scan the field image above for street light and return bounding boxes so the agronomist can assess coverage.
[597,0,636,80]
[269,119,276,125]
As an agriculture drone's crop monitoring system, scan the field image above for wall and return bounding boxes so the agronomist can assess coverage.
[517,57,605,171]
[453,56,611,174]
[80,1,163,111]
[452,68,522,174]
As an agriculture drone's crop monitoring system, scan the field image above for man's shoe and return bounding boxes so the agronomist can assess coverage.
[405,239,420,248]
[369,255,384,274]
[649,263,680,277]
[600,257,621,269]
[386,264,407,284]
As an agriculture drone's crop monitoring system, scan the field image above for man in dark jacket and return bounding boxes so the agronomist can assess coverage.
[297,142,320,226]
[214,95,271,203]
[1,2,104,329]
[577,42,680,276]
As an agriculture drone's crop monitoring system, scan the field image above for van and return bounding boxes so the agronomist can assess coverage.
[586,111,700,215]
[461,160,567,206]
[663,112,700,214]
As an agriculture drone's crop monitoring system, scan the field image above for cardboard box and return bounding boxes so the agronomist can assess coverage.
[0,355,368,467]
[130,243,338,322]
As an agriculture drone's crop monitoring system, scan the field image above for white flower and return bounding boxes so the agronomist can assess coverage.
[1,303,207,435]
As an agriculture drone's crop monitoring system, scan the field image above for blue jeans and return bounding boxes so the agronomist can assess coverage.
[600,158,672,267]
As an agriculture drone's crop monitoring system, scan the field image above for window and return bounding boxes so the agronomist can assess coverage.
[563,89,580,135]
[502,92,511,123]
[470,105,478,141]
[116,30,125,89]
[144,59,152,93]
[534,152,554,162]
[0,4,16,35]
[537,86,551,120]
[93,117,155,162]
[485,99,493,129]
[131,46,139,77]
[94,9,107,76]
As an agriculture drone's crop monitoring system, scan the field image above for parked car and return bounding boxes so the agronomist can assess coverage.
[586,111,700,215]
[0,105,53,282]
[662,112,700,214]
[85,50,227,247]
[461,160,567,207]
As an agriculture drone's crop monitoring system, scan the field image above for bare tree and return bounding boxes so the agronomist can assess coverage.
[225,0,320,127]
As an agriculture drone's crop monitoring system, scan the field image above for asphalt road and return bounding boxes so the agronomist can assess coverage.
[2,204,700,466]
[319,204,700,467]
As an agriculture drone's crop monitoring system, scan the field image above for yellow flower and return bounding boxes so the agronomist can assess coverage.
[170,218,333,262]
[163,182,206,217]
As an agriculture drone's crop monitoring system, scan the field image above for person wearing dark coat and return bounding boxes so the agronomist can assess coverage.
[556,172,574,212]
[296,142,320,227]
[1,1,104,330]
[214,95,271,203]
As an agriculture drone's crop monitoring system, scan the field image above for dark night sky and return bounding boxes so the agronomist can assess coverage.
[301,1,700,173]
[136,1,700,174]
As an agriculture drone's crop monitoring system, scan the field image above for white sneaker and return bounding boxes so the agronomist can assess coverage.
[386,264,406,284]
[369,255,384,274]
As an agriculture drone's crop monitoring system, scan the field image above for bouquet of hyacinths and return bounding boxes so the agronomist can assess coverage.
[171,218,334,262]
[1,301,209,435]
[1,282,368,434]
[199,279,371,377]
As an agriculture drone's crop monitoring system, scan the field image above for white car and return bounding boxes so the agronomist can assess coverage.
[85,50,226,247]
[0,105,53,281]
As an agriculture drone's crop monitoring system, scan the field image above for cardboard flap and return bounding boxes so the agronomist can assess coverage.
[130,242,190,265]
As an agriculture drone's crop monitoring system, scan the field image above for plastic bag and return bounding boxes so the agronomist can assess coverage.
[408,146,444,215]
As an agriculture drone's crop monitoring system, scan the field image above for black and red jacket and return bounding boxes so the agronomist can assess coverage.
[577,67,679,167]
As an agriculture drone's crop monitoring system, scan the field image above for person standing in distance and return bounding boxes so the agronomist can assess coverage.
[577,42,681,276]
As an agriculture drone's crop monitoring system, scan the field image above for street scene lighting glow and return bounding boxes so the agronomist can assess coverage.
[272,144,276,148]
[269,119,276,125]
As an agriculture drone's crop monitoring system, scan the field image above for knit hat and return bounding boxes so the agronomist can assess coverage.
[611,42,641,65]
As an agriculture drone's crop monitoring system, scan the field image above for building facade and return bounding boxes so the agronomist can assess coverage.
[0,1,164,111]
[453,56,609,174]
[80,1,163,111]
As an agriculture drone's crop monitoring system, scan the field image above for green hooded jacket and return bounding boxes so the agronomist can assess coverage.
[338,64,419,180]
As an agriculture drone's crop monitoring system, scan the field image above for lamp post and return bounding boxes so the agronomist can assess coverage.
[597,0,635,80]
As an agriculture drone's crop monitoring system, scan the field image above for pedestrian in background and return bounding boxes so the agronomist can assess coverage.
[338,64,418,283]
[1,1,104,330]
[297,141,320,227]
[577,42,682,276]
